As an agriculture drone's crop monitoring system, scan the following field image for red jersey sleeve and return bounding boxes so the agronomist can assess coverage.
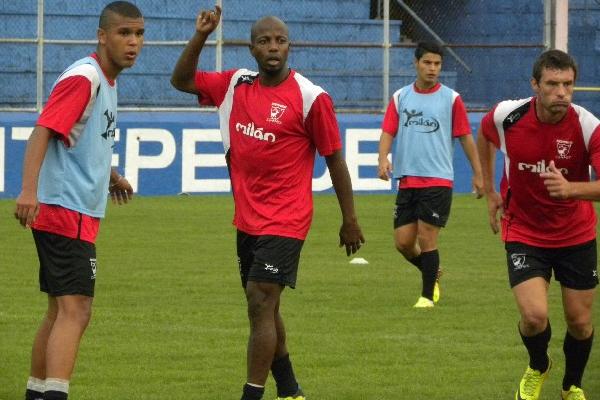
[451,95,471,138]
[194,69,237,107]
[304,93,342,156]
[480,105,501,148]
[381,98,399,136]
[37,76,92,146]
[588,125,600,175]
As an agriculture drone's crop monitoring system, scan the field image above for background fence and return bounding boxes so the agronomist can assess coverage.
[0,0,598,113]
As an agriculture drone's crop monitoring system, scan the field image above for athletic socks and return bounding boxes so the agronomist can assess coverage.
[25,377,45,400]
[419,250,439,300]
[240,383,264,400]
[44,378,69,400]
[407,254,423,271]
[520,321,551,372]
[271,353,299,397]
[563,329,594,390]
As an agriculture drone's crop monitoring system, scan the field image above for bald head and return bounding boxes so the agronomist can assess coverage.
[250,16,288,44]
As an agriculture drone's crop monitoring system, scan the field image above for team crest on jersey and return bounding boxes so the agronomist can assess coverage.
[267,102,287,124]
[511,254,528,271]
[556,140,573,159]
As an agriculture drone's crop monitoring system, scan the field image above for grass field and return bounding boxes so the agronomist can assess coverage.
[0,194,598,400]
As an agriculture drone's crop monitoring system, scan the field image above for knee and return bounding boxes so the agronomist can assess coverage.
[246,287,278,321]
[521,311,548,333]
[565,315,593,338]
[394,239,414,256]
[59,301,93,328]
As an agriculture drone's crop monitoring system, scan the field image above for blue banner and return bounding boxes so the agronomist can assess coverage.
[0,111,493,198]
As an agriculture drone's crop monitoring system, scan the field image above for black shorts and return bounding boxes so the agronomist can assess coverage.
[393,186,453,228]
[505,240,599,290]
[32,229,97,297]
[236,230,304,289]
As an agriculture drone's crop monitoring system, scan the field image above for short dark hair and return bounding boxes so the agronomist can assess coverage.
[99,1,143,29]
[532,49,577,82]
[415,42,444,60]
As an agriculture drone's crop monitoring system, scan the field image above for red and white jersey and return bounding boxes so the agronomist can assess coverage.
[195,69,342,240]
[481,97,600,247]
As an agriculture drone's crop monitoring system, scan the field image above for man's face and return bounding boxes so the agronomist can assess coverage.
[531,67,575,118]
[250,21,290,75]
[414,52,442,87]
[98,13,145,71]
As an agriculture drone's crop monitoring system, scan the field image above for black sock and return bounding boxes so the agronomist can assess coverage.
[271,353,299,397]
[25,389,44,400]
[563,329,594,390]
[520,321,551,372]
[241,384,264,400]
[44,391,67,400]
[420,250,439,300]
[407,254,423,271]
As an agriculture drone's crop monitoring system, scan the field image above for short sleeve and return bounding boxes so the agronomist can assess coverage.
[451,95,471,138]
[194,69,237,107]
[37,75,93,146]
[588,125,600,175]
[381,98,399,136]
[304,93,342,156]
[480,105,501,148]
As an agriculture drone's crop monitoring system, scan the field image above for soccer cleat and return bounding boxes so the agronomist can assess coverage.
[275,387,306,400]
[561,385,587,400]
[413,296,434,308]
[514,359,551,400]
[433,267,443,303]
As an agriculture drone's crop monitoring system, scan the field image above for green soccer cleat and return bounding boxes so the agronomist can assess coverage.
[433,267,443,303]
[413,296,434,308]
[276,387,305,400]
[515,359,551,400]
[561,385,587,400]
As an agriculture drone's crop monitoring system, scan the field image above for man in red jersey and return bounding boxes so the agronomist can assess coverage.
[14,2,143,399]
[478,50,599,400]
[171,6,364,400]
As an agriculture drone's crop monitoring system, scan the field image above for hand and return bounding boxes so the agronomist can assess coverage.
[486,192,503,234]
[14,190,39,228]
[196,5,222,36]
[339,219,365,256]
[472,174,484,199]
[377,157,392,181]
[540,160,571,199]
[109,176,133,205]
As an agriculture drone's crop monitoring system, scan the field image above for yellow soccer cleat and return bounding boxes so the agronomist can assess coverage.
[515,359,551,400]
[433,282,440,304]
[561,385,587,400]
[413,296,434,308]
[276,387,305,400]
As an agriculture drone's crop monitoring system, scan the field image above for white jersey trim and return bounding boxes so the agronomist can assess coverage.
[572,103,600,151]
[57,63,100,148]
[292,72,326,122]
[219,68,257,152]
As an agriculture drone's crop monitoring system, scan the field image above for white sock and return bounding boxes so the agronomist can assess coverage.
[27,376,45,393]
[45,378,69,393]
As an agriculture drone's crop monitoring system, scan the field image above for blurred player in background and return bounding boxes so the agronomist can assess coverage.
[14,2,143,399]
[377,41,483,308]
[478,49,598,400]
[171,6,364,400]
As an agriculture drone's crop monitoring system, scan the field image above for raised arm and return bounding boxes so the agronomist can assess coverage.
[325,150,365,256]
[458,134,484,198]
[476,125,503,234]
[14,126,53,228]
[170,6,222,94]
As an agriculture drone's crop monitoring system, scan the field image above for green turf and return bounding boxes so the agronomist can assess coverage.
[1,194,598,399]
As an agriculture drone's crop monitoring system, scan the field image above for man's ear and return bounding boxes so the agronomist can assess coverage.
[530,77,539,94]
[97,28,106,45]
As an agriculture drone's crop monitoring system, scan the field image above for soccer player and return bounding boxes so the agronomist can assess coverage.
[13,2,144,399]
[478,49,598,400]
[171,6,365,400]
[377,42,483,308]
